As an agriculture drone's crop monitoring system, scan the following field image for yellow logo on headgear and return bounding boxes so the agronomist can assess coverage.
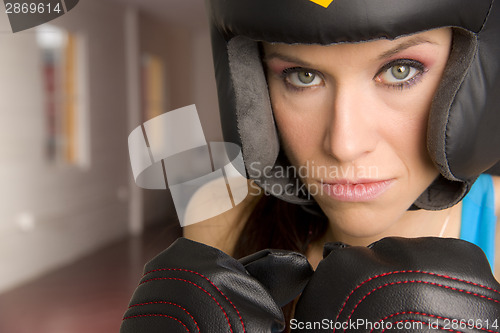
[308,0,334,8]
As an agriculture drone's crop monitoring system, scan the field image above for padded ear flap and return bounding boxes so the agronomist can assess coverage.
[227,37,279,187]
[226,36,314,204]
[444,2,500,179]
[415,29,479,210]
[416,1,500,209]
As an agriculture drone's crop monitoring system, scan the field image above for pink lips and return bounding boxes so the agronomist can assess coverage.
[321,179,394,202]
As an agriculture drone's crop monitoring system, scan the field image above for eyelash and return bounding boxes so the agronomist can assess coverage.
[279,59,427,91]
[375,59,427,90]
[280,67,324,91]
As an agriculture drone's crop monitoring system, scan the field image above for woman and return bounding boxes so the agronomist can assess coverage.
[121,1,500,332]
[185,0,500,276]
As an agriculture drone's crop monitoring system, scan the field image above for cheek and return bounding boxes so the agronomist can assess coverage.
[378,72,438,143]
[270,85,328,164]
[381,53,449,154]
[380,91,437,182]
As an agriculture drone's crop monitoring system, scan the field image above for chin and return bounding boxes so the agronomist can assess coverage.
[337,219,395,239]
[317,197,410,241]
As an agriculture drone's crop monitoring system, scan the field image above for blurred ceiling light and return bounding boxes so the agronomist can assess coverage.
[35,24,67,49]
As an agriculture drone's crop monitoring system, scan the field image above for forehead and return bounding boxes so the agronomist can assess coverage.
[262,28,452,64]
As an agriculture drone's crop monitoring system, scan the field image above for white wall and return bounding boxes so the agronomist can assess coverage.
[137,13,192,227]
[136,12,222,226]
[0,0,223,293]
[192,21,222,143]
[0,0,131,292]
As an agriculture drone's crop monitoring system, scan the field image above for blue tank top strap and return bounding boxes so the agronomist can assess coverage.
[459,174,497,269]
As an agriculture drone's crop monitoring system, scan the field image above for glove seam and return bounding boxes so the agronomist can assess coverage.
[122,314,190,332]
[339,279,499,328]
[140,277,237,332]
[335,270,500,324]
[142,268,246,332]
[126,301,200,332]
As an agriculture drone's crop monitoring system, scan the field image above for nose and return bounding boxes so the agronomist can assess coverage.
[324,84,378,163]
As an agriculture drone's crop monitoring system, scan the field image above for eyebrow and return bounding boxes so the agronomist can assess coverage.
[263,52,314,67]
[376,36,437,60]
[263,36,437,66]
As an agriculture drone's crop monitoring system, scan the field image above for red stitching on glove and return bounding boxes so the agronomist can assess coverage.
[338,280,499,333]
[141,277,233,333]
[143,268,246,332]
[334,270,500,332]
[372,312,498,333]
[128,301,200,332]
[123,314,190,332]
[380,320,461,333]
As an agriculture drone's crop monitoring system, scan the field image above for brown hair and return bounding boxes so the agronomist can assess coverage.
[232,192,328,331]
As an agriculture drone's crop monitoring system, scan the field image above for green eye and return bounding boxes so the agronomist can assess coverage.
[391,65,411,80]
[298,71,316,84]
[284,69,323,88]
[376,61,421,86]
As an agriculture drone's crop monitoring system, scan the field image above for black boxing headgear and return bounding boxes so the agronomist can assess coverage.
[206,0,500,210]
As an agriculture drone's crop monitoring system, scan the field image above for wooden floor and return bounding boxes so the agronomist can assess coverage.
[0,223,181,333]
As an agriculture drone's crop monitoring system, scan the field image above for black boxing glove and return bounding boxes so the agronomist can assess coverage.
[120,237,312,333]
[293,237,500,333]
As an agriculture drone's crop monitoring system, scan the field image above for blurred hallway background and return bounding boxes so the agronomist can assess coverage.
[0,0,220,331]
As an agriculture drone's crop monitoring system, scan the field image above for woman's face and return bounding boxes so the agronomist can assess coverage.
[263,28,452,240]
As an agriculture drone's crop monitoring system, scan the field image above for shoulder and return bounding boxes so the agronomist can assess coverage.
[182,179,262,255]
[492,175,500,217]
[472,174,500,216]
[490,175,500,279]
